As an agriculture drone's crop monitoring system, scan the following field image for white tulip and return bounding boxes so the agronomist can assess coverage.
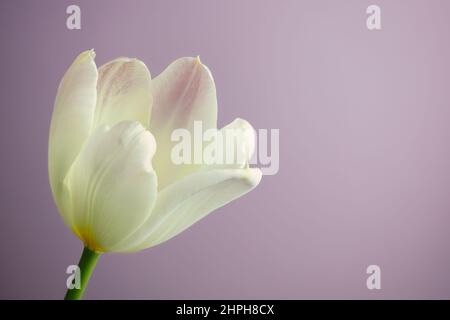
[49,50,262,259]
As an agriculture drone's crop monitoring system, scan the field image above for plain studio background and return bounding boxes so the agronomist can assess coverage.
[1,0,450,299]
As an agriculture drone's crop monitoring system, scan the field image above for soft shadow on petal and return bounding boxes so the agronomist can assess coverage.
[94,58,153,129]
[111,168,261,252]
[49,49,98,203]
[149,57,218,189]
[62,121,158,252]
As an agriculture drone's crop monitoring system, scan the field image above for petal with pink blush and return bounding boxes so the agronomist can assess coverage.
[150,57,218,189]
[94,58,153,129]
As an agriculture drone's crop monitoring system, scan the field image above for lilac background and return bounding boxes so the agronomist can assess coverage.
[1,0,450,299]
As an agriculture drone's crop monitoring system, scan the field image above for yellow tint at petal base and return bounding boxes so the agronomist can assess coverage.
[72,227,106,253]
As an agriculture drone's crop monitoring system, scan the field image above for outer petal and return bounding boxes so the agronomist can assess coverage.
[94,57,153,128]
[49,49,97,200]
[61,121,158,252]
[111,168,262,252]
[208,118,256,169]
[149,57,218,189]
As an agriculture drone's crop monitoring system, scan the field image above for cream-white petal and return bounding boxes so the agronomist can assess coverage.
[49,50,98,204]
[206,118,256,170]
[149,57,218,189]
[94,57,153,128]
[112,168,261,252]
[61,121,158,252]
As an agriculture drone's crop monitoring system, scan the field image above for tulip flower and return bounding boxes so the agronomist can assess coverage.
[48,50,262,299]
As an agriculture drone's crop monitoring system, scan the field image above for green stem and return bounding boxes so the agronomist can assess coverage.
[64,246,101,300]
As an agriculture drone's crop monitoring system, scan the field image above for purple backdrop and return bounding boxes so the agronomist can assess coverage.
[1,0,450,299]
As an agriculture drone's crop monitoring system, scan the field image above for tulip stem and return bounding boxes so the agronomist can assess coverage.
[64,246,101,300]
